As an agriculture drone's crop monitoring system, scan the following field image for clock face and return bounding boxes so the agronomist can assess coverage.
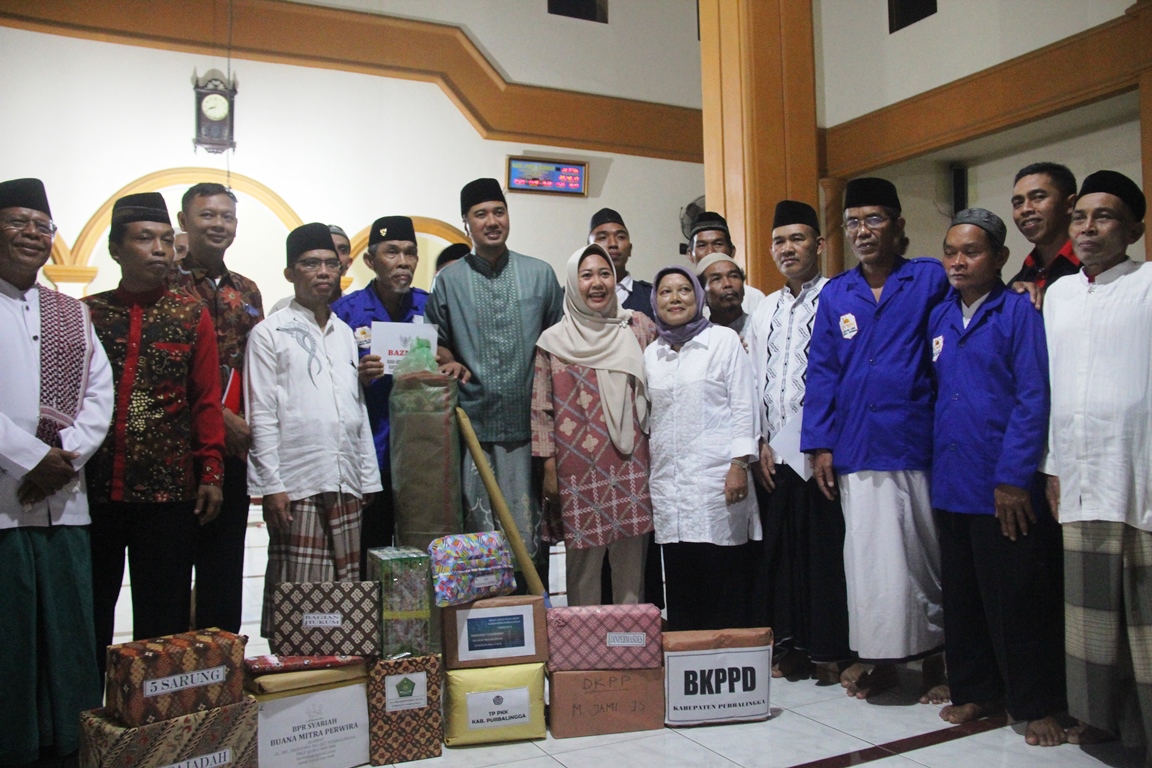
[201,93,230,121]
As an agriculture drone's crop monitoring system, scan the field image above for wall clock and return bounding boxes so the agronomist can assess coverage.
[192,69,238,153]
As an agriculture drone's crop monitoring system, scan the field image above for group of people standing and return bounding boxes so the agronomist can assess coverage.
[1,161,1149,766]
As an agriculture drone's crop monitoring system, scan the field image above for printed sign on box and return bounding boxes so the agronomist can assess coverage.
[664,645,772,726]
[455,604,536,662]
[257,681,369,768]
[369,322,439,375]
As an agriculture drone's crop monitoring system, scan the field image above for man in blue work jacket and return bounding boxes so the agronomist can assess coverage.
[930,208,1065,748]
[801,177,949,700]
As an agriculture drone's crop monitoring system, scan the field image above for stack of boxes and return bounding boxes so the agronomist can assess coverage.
[80,628,255,768]
[545,603,666,739]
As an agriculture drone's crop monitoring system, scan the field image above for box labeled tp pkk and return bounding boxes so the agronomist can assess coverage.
[254,673,370,768]
[444,663,546,746]
[79,697,257,768]
[270,581,381,657]
[548,668,665,739]
[104,628,247,727]
[546,603,662,672]
[367,655,442,764]
[442,595,548,669]
[663,628,773,727]
[366,547,432,657]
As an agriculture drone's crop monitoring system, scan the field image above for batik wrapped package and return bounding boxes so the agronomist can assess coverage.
[244,654,364,676]
[444,662,546,746]
[104,628,247,727]
[80,698,257,768]
[366,547,432,657]
[546,603,663,672]
[428,531,516,607]
[390,371,463,552]
[367,655,443,764]
[269,582,381,657]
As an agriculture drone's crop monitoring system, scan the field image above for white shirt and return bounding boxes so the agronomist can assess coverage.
[245,301,382,500]
[615,273,634,308]
[1043,259,1152,531]
[0,279,113,528]
[960,291,989,328]
[644,324,762,546]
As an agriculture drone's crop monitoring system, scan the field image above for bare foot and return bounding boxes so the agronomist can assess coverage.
[1025,715,1067,747]
[1067,720,1114,745]
[939,701,996,723]
[840,661,866,690]
[846,663,899,699]
[920,684,951,705]
[773,651,814,679]
[814,661,847,685]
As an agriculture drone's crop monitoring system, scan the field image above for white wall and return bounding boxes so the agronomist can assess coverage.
[287,0,703,109]
[814,0,1132,126]
[0,27,704,302]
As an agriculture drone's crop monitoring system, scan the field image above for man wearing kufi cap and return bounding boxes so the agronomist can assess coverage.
[930,208,1067,745]
[84,192,225,675]
[688,209,766,316]
[589,207,654,320]
[333,216,464,573]
[744,200,855,683]
[696,251,748,336]
[426,178,563,585]
[246,223,381,636]
[1042,170,1152,754]
[801,177,950,698]
[172,182,262,635]
[0,178,113,763]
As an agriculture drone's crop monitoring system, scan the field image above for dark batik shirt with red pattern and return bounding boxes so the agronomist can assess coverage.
[172,262,264,409]
[84,286,225,503]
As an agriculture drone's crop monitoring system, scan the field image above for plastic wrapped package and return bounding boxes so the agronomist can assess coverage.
[366,547,432,657]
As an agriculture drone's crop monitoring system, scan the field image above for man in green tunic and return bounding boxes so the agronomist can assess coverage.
[425,178,563,584]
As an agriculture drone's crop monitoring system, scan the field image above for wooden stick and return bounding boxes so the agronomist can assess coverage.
[455,407,546,597]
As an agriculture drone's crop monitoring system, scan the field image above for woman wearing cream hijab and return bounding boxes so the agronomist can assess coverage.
[531,243,657,605]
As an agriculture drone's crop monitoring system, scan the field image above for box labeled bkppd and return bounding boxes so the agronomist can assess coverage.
[662,628,773,726]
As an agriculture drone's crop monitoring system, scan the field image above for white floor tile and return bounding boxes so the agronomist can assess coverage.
[677,710,875,767]
[536,727,665,755]
[901,723,1146,768]
[768,675,850,710]
[549,730,739,767]
[405,740,550,768]
[790,694,951,745]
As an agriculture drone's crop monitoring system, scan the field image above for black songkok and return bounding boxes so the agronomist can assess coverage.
[286,222,336,265]
[772,200,821,235]
[844,177,901,213]
[0,178,51,217]
[436,242,471,271]
[368,216,416,247]
[1078,170,1146,222]
[690,211,729,239]
[460,178,506,217]
[950,208,1007,251]
[111,192,170,226]
[589,207,626,232]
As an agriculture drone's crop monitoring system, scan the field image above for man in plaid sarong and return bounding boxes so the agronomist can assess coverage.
[245,223,381,636]
[1043,170,1151,755]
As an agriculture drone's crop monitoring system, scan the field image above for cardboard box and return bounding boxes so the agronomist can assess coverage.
[79,698,257,768]
[255,679,370,768]
[444,663,546,746]
[245,662,368,695]
[367,655,442,765]
[270,582,381,657]
[546,604,662,672]
[104,628,247,727]
[548,668,665,739]
[366,547,433,657]
[442,595,548,670]
[662,628,773,727]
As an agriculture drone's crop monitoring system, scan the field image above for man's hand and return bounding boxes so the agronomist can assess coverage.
[222,408,252,458]
[542,457,559,505]
[725,461,749,506]
[358,354,386,386]
[16,480,49,507]
[194,484,224,525]
[1010,280,1043,311]
[812,450,837,500]
[1045,474,1060,522]
[22,448,80,499]
[262,492,292,529]
[994,483,1035,541]
[754,441,777,491]
[439,362,471,383]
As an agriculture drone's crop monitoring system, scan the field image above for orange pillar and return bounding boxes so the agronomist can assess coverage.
[699,0,820,294]
[1142,68,1152,260]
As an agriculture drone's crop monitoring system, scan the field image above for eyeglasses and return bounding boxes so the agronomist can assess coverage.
[843,215,891,234]
[0,216,57,238]
[294,257,343,272]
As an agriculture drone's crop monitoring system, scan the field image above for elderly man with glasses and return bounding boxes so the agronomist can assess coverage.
[245,223,381,638]
[802,177,950,700]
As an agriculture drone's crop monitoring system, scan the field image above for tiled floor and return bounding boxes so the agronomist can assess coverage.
[110,508,1146,768]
